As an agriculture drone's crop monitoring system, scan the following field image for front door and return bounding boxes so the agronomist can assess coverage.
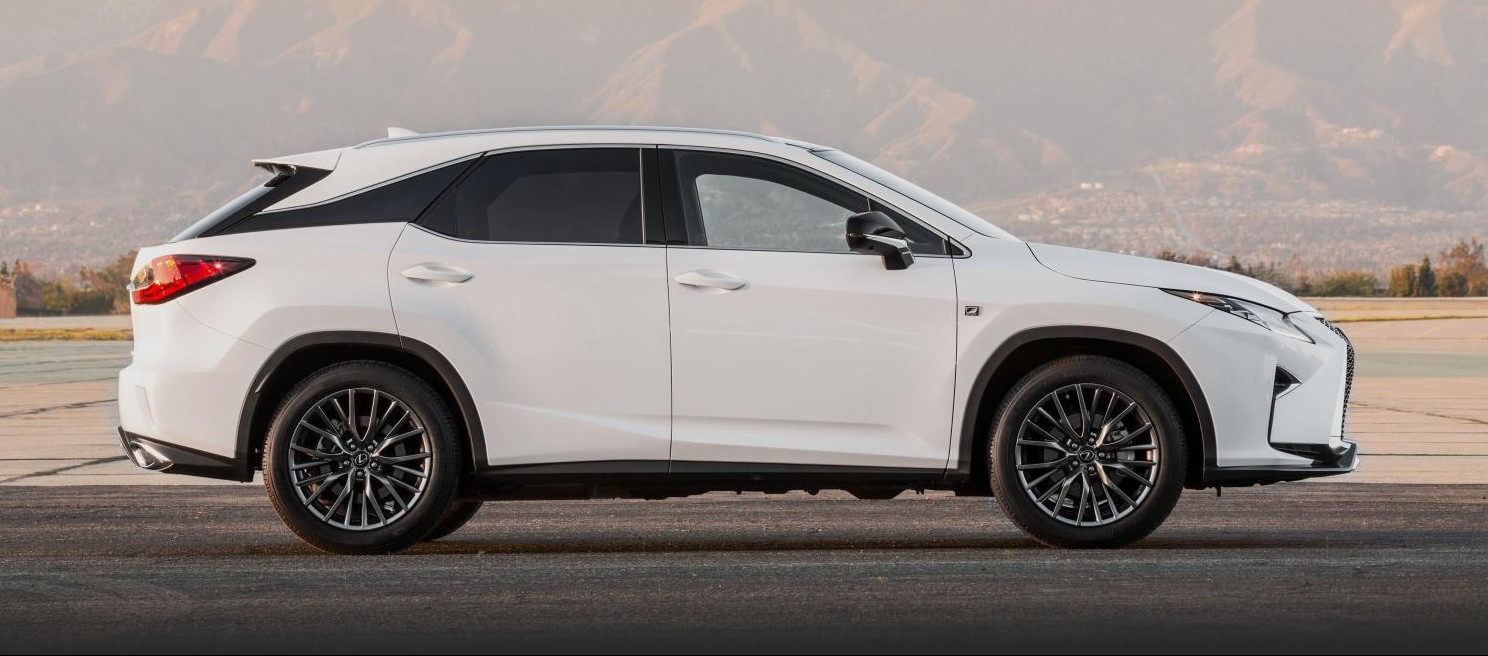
[661,148,958,470]
[389,147,672,469]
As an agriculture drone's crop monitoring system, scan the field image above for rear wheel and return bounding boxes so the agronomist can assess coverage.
[263,361,463,554]
[989,355,1186,548]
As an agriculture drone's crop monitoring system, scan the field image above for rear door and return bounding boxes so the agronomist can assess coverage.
[388,147,672,470]
[659,148,959,471]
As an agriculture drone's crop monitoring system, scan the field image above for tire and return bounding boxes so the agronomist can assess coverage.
[263,361,464,554]
[423,501,484,541]
[989,355,1186,548]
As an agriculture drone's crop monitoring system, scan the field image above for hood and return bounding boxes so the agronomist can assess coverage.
[1027,243,1314,314]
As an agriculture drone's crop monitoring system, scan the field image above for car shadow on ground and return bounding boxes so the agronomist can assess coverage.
[385,534,1328,555]
[115,530,1429,557]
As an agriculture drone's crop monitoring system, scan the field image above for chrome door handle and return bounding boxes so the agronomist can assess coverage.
[401,263,474,284]
[673,269,748,291]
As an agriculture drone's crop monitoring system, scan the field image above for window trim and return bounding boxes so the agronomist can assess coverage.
[657,146,968,258]
[411,144,658,248]
[256,153,482,215]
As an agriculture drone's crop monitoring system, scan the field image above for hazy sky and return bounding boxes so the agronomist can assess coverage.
[1,0,1485,272]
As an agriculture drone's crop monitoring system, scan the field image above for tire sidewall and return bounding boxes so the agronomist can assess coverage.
[990,356,1186,547]
[264,362,463,554]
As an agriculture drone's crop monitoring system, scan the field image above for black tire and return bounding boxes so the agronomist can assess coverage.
[423,501,484,541]
[989,355,1186,548]
[263,361,464,554]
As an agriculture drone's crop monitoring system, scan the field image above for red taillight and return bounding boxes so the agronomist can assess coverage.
[129,255,254,305]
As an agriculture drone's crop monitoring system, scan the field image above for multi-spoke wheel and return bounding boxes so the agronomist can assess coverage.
[264,361,463,554]
[287,388,432,530]
[989,355,1186,548]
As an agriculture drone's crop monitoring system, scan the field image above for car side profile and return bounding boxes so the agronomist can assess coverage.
[117,126,1357,554]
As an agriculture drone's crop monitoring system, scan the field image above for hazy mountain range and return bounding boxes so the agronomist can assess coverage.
[1,0,1485,275]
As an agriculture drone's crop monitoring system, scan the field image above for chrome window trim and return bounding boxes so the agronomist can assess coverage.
[404,222,664,249]
[384,142,968,258]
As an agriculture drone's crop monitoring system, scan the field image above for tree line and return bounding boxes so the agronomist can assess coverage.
[0,252,136,315]
[1158,237,1487,298]
[1,237,1484,315]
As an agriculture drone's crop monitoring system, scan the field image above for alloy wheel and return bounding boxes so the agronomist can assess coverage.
[287,388,433,531]
[1014,383,1160,527]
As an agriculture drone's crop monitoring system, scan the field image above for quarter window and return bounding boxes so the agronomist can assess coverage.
[421,148,643,244]
[669,150,946,255]
[218,160,469,236]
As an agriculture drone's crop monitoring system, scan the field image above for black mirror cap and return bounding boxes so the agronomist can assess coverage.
[845,211,906,252]
[846,211,914,270]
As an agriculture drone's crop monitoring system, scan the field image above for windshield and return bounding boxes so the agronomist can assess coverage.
[816,150,1018,240]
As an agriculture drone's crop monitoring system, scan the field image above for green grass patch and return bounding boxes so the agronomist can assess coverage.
[0,328,133,341]
[1328,314,1488,323]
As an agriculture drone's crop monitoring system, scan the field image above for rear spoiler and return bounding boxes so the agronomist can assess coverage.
[250,147,342,173]
[172,150,340,242]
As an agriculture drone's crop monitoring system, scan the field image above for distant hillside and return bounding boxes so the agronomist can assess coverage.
[1,0,1485,274]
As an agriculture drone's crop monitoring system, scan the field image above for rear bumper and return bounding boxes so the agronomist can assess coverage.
[117,427,244,481]
[1203,439,1359,487]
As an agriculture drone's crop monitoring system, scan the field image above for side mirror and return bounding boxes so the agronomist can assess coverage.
[846,211,915,270]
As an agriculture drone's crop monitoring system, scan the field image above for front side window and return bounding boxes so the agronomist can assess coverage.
[670,150,946,255]
[421,148,643,244]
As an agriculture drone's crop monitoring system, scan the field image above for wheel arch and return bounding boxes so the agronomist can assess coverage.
[953,326,1214,491]
[234,331,484,481]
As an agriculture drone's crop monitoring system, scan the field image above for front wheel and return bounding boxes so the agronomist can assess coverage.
[263,361,464,554]
[989,355,1186,548]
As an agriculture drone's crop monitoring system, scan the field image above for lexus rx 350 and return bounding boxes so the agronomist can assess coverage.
[117,126,1357,553]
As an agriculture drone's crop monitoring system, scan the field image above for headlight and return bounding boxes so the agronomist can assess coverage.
[1164,289,1313,343]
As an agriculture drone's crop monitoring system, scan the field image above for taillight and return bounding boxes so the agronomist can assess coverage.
[128,255,254,305]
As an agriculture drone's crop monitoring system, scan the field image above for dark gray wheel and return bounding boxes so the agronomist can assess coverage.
[264,361,463,554]
[424,501,483,541]
[989,355,1186,548]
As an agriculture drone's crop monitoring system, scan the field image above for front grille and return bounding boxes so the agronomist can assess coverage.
[1315,315,1355,434]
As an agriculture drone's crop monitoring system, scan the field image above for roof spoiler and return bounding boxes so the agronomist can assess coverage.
[250,147,342,174]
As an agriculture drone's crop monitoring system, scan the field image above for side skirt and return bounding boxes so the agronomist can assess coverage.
[462,460,969,500]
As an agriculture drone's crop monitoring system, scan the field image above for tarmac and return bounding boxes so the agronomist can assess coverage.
[4,315,1486,486]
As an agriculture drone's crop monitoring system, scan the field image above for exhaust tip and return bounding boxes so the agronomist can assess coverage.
[116,427,173,471]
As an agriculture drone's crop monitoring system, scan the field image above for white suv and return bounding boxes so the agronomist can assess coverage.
[118,127,1357,554]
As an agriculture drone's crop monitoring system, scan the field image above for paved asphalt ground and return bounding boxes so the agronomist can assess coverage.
[3,484,1486,653]
[3,308,1488,652]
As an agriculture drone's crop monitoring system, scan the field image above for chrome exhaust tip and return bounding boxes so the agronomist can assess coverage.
[116,427,172,471]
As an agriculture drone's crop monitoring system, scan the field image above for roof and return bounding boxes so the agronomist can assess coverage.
[352,125,802,150]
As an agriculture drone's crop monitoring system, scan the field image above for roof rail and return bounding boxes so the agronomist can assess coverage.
[353,125,780,149]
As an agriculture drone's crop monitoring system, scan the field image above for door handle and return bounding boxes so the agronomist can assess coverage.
[673,269,748,291]
[401,263,474,284]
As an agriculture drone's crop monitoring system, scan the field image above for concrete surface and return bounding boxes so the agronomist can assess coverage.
[4,315,1488,486]
[2,310,1487,652]
[0,484,1484,652]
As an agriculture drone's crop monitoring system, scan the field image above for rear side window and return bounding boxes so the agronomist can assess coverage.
[223,158,476,235]
[420,148,642,244]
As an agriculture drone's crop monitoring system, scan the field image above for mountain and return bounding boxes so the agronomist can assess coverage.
[0,0,1484,275]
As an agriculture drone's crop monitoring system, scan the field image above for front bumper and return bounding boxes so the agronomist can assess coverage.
[1169,307,1358,476]
[1204,439,1359,486]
